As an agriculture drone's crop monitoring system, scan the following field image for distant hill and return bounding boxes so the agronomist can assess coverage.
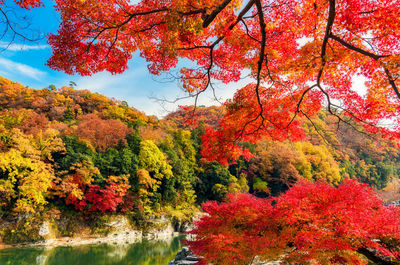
[163,105,224,130]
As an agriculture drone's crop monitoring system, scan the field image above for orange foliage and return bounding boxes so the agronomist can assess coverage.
[76,114,131,152]
[0,109,49,137]
[164,105,225,130]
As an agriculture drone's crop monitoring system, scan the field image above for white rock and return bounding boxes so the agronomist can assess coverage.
[38,222,51,236]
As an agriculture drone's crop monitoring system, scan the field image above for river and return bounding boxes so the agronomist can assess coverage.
[0,236,183,265]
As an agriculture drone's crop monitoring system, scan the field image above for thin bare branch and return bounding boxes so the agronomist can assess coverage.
[202,0,233,28]
[329,34,400,100]
[329,34,389,60]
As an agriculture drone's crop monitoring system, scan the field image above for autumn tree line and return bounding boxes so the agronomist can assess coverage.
[0,76,398,221]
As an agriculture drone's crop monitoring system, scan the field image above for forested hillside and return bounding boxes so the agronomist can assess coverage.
[0,76,199,219]
[167,105,400,198]
[0,76,399,224]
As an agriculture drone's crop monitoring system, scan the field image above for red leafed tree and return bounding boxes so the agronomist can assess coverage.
[76,114,131,152]
[187,180,400,265]
[67,184,129,212]
[83,183,127,212]
[47,0,400,163]
[66,175,130,212]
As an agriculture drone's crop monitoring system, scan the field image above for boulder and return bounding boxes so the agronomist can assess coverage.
[169,246,200,265]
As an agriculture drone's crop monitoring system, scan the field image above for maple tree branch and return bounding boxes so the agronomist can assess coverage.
[287,84,318,128]
[313,29,398,136]
[316,83,365,136]
[327,104,374,138]
[312,0,336,123]
[330,102,376,128]
[232,0,271,143]
[312,0,373,138]
[317,0,336,84]
[329,34,400,100]
[155,42,216,119]
[174,0,257,122]
[240,19,260,43]
[202,0,233,28]
[312,0,367,138]
[329,34,389,60]
[134,21,165,33]
[75,6,169,59]
[105,28,120,59]
[383,67,400,100]
[300,110,331,146]
[150,89,205,104]
[88,7,169,41]
[254,0,267,117]
[194,45,217,117]
[123,7,169,27]
[358,10,376,15]
[178,0,255,51]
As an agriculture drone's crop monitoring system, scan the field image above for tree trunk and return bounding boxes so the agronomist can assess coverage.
[357,247,400,265]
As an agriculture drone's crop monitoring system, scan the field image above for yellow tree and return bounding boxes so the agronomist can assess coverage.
[0,129,56,213]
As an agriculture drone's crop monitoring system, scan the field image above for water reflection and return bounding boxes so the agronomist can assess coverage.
[0,237,182,265]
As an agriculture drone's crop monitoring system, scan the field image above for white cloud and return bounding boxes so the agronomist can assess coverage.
[0,57,46,80]
[0,42,49,51]
[72,64,149,91]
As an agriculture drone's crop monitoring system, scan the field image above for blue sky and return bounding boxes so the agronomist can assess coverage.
[0,0,239,117]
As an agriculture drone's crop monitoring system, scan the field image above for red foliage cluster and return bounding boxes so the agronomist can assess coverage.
[0,109,50,136]
[200,84,322,165]
[188,180,400,265]
[66,183,129,213]
[13,0,42,9]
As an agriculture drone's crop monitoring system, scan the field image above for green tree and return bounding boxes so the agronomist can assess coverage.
[63,106,75,122]
[137,140,173,208]
[196,162,245,202]
[159,129,197,204]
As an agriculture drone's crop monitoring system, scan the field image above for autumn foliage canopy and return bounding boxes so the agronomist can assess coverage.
[187,180,400,265]
[6,0,400,164]
[38,0,400,164]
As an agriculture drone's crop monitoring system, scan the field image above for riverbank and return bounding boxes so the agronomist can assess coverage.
[0,213,193,250]
[0,227,180,249]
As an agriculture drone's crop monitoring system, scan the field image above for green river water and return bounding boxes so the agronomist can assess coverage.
[0,237,183,265]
